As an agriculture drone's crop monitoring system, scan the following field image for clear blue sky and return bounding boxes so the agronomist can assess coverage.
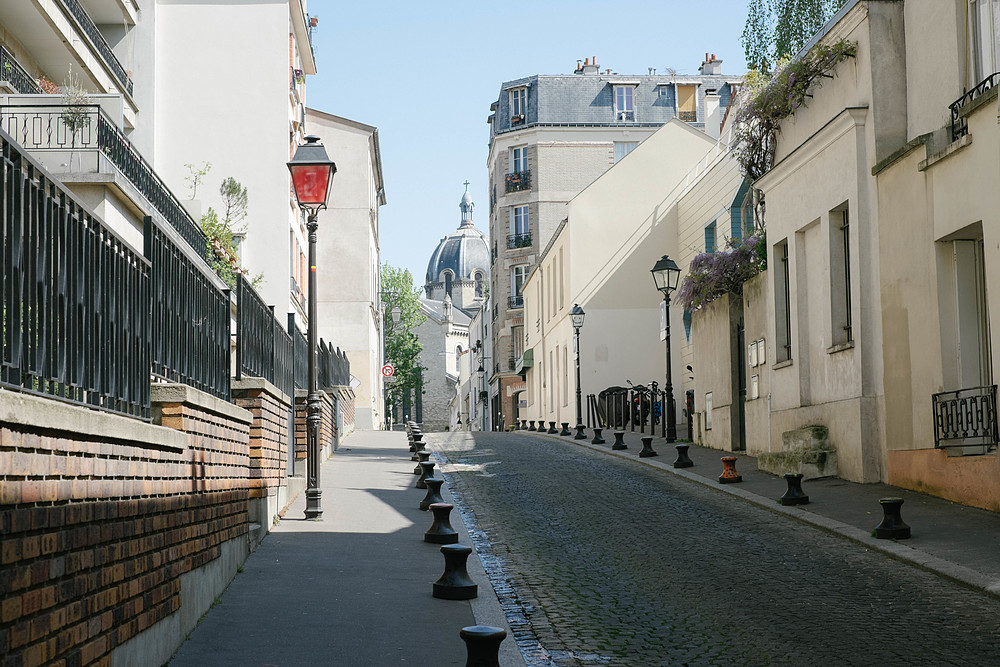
[307,0,751,285]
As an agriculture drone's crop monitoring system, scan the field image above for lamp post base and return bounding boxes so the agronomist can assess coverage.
[304,489,323,520]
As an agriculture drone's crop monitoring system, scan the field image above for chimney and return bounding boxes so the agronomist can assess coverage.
[579,56,599,75]
[703,92,721,139]
[699,53,723,76]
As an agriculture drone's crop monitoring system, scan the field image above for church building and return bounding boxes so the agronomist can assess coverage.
[414,185,490,430]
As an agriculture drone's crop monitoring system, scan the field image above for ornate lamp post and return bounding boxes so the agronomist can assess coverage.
[570,304,586,439]
[650,255,681,443]
[477,362,486,431]
[287,135,337,520]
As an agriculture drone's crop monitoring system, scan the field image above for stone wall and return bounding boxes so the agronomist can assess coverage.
[0,384,252,667]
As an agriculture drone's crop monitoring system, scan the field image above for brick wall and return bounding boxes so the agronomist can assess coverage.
[232,379,292,499]
[0,385,252,667]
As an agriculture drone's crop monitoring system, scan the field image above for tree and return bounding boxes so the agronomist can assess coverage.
[742,0,846,70]
[199,176,259,289]
[219,176,248,226]
[381,263,426,420]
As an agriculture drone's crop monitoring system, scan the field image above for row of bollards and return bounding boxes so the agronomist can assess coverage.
[525,420,913,541]
[403,421,509,666]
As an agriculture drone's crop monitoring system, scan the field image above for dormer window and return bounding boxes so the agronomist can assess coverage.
[510,87,527,125]
[613,85,635,121]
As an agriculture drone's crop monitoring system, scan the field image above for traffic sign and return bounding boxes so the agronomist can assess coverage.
[382,364,395,377]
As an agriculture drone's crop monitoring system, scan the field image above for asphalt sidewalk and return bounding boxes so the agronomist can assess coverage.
[168,429,523,667]
[528,425,1000,598]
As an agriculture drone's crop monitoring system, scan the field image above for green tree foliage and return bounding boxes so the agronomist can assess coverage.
[742,0,846,70]
[381,263,426,413]
[199,176,260,289]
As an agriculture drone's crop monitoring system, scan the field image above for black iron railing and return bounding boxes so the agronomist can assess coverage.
[318,340,350,388]
[0,46,41,94]
[0,128,151,418]
[932,385,999,449]
[507,233,531,249]
[505,170,531,193]
[145,217,231,402]
[236,274,275,385]
[56,0,134,96]
[289,314,309,391]
[491,244,497,262]
[273,317,294,400]
[510,114,525,126]
[950,72,1000,141]
[508,295,524,309]
[616,110,635,122]
[0,105,208,257]
[678,110,696,122]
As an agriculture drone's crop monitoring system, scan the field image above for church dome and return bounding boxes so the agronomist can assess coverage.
[425,185,490,286]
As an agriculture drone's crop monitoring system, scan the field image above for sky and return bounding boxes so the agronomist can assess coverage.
[306,0,751,285]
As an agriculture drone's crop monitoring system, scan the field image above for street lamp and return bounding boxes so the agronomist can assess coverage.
[477,362,486,431]
[288,135,337,520]
[570,304,586,439]
[650,255,681,443]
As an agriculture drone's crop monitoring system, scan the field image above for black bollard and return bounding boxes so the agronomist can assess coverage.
[527,421,537,431]
[547,421,558,434]
[420,478,445,511]
[560,422,571,436]
[433,544,478,600]
[425,502,459,544]
[612,431,627,450]
[416,460,435,489]
[414,450,431,474]
[460,625,508,667]
[874,497,911,539]
[591,428,605,445]
[574,424,587,440]
[672,444,694,468]
[639,436,658,458]
[408,430,416,452]
[520,420,527,430]
[779,473,809,505]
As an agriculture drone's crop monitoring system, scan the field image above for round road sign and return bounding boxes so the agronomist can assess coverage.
[382,364,395,377]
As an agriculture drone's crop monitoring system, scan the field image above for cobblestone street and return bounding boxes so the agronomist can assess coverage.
[431,431,1000,666]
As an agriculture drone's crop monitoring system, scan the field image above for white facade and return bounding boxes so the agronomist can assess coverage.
[306,108,386,430]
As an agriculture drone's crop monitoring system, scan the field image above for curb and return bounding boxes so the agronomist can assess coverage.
[531,430,1000,601]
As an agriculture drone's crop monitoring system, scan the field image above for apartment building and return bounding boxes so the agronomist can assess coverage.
[487,54,740,428]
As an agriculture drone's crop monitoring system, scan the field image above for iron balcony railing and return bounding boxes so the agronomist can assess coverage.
[678,110,697,122]
[318,340,351,388]
[932,385,999,449]
[145,217,231,402]
[0,46,41,95]
[616,110,635,122]
[0,105,208,257]
[510,114,525,126]
[950,72,1000,141]
[0,126,151,419]
[505,169,531,193]
[508,295,524,309]
[507,232,531,249]
[57,0,134,96]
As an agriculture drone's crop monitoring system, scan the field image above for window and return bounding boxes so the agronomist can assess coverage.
[968,0,1000,85]
[511,265,528,298]
[510,87,527,123]
[512,325,524,358]
[683,309,692,343]
[511,205,529,236]
[705,221,717,254]
[775,240,791,362]
[563,346,569,406]
[443,270,453,297]
[829,205,852,346]
[475,271,485,298]
[511,146,528,174]
[677,84,697,122]
[657,85,670,97]
[614,142,638,163]
[705,392,713,430]
[558,248,565,310]
[730,180,753,242]
[614,85,635,121]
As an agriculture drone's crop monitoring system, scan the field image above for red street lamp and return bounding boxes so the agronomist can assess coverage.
[288,135,336,520]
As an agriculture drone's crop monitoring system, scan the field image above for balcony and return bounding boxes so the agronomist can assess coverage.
[505,170,531,193]
[932,385,998,450]
[57,0,134,96]
[0,47,42,95]
[511,114,525,126]
[615,110,635,122]
[507,233,532,249]
[950,72,1000,141]
[678,110,697,122]
[508,295,524,309]
[0,104,207,256]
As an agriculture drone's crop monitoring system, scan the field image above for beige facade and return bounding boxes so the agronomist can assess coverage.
[305,109,386,430]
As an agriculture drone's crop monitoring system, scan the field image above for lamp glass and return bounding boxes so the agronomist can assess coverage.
[651,255,681,294]
[287,135,337,208]
[570,304,586,329]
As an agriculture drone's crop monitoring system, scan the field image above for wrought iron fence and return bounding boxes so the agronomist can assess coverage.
[0,105,208,258]
[145,217,231,402]
[273,317,294,400]
[318,340,350,388]
[590,383,666,436]
[0,127,151,418]
[289,314,309,391]
[0,46,41,95]
[236,274,275,384]
[56,0,134,96]
[949,72,1000,141]
[678,111,697,122]
[932,385,999,449]
[507,233,531,249]
[508,295,524,309]
[505,170,531,193]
